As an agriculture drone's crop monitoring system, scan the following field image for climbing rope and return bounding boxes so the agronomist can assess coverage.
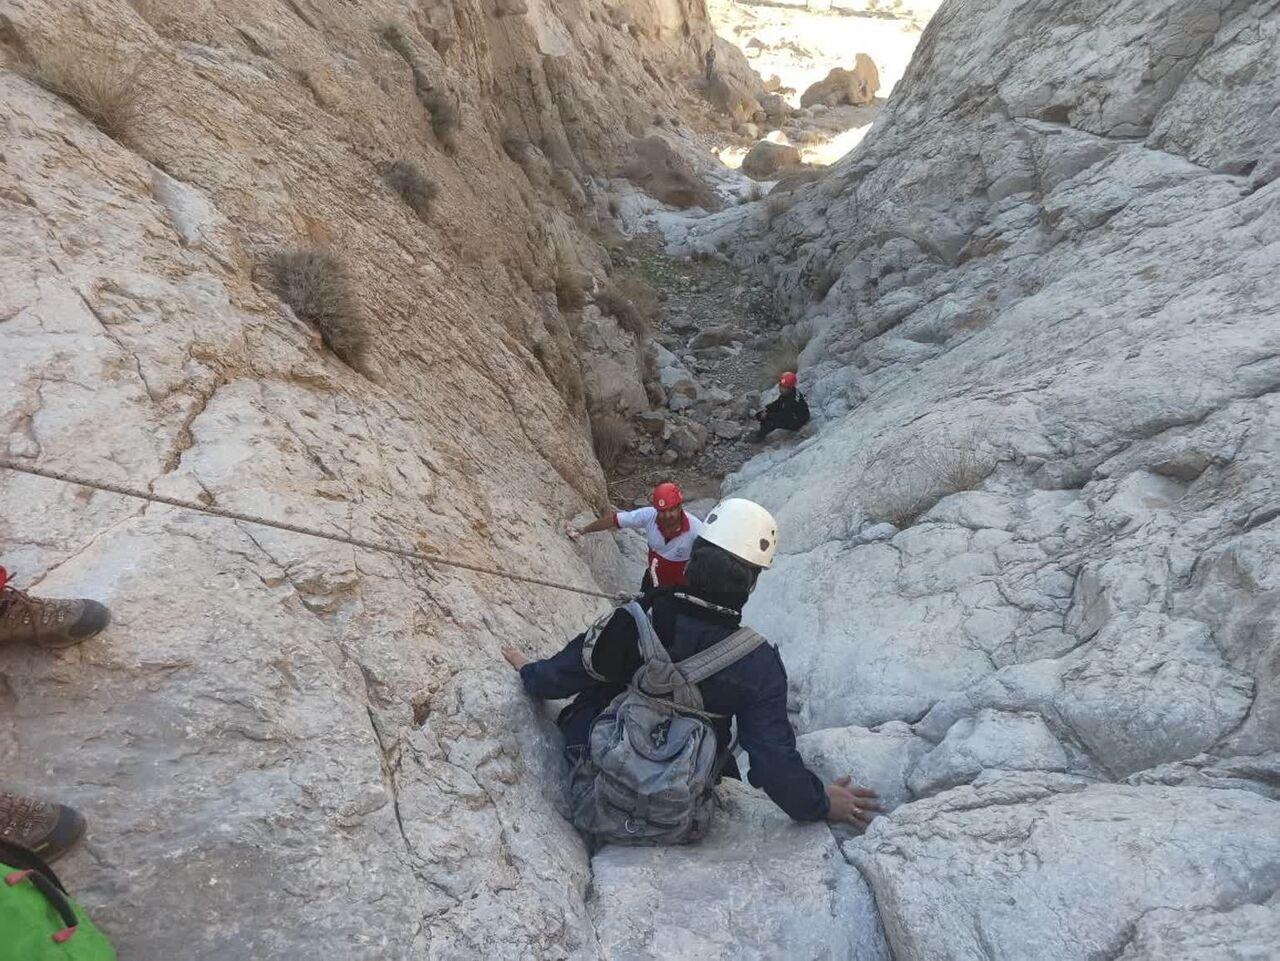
[0,459,622,602]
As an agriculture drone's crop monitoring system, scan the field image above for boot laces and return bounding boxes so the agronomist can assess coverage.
[0,575,72,631]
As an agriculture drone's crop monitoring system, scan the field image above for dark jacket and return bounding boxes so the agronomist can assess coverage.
[760,390,810,431]
[519,589,829,822]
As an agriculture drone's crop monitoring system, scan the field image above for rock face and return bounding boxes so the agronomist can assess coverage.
[591,779,890,961]
[655,0,1280,955]
[0,0,723,958]
[6,0,1280,957]
[847,774,1280,961]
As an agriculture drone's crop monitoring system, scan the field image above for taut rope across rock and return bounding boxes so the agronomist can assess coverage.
[0,459,623,603]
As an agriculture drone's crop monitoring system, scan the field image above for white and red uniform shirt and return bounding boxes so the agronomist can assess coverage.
[613,507,704,587]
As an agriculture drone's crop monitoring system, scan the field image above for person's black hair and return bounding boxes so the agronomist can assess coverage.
[682,537,760,611]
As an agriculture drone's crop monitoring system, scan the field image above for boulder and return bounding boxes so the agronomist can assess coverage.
[667,423,708,458]
[799,54,881,108]
[907,709,1071,797]
[707,74,763,126]
[658,362,699,399]
[688,325,737,349]
[621,136,721,211]
[797,722,929,815]
[710,420,741,440]
[758,93,792,126]
[636,410,667,436]
[741,140,803,180]
[575,306,652,415]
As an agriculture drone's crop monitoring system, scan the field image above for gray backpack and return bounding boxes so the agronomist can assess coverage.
[570,600,765,845]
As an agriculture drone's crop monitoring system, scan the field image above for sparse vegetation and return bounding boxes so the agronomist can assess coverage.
[502,134,526,162]
[381,160,438,221]
[381,23,415,61]
[590,411,631,476]
[596,276,661,339]
[27,44,149,145]
[267,247,368,368]
[746,182,765,203]
[555,264,586,313]
[421,87,460,152]
[812,260,843,300]
[765,193,792,227]
[762,323,812,387]
[864,436,997,528]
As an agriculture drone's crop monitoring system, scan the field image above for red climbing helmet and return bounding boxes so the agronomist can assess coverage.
[651,482,683,510]
[779,371,797,390]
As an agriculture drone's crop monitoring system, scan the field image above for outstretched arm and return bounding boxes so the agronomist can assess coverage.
[502,632,595,699]
[737,654,879,826]
[566,512,617,540]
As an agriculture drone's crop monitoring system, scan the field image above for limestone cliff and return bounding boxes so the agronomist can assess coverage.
[0,0,720,957]
[5,0,1280,958]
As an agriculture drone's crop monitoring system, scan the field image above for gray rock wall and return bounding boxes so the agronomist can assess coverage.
[642,0,1280,955]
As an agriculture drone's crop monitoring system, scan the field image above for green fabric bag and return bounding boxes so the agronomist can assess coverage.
[0,840,116,961]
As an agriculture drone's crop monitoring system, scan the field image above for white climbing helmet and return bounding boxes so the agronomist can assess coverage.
[699,498,778,569]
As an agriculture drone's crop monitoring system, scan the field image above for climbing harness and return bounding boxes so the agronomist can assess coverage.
[0,459,623,603]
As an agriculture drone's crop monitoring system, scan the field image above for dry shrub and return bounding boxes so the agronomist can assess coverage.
[765,193,792,227]
[590,412,631,475]
[812,260,843,300]
[381,23,415,61]
[921,444,993,495]
[555,264,585,313]
[762,324,812,387]
[28,44,149,144]
[267,247,368,368]
[596,276,660,339]
[501,132,529,164]
[381,160,438,221]
[422,87,460,152]
[864,437,996,528]
[746,182,765,203]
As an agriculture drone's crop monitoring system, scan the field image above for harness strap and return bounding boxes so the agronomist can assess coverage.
[676,626,767,684]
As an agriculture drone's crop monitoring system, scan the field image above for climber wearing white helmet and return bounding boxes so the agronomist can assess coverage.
[503,498,880,836]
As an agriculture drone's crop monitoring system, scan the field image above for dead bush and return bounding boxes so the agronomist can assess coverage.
[864,437,996,528]
[555,264,585,313]
[762,324,812,387]
[590,412,631,476]
[421,87,460,152]
[501,132,529,164]
[746,182,765,203]
[28,44,149,144]
[381,160,438,221]
[267,247,368,368]
[381,23,415,61]
[764,193,792,227]
[812,261,843,300]
[595,276,660,339]
[922,444,994,494]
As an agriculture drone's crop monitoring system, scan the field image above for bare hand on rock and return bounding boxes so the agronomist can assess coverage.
[501,645,529,671]
[825,775,880,829]
[565,523,582,541]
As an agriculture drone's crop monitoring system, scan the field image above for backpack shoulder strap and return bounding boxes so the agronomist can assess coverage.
[618,599,669,666]
[676,626,767,685]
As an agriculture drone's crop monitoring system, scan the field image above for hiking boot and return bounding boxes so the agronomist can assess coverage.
[0,568,110,649]
[0,791,87,863]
